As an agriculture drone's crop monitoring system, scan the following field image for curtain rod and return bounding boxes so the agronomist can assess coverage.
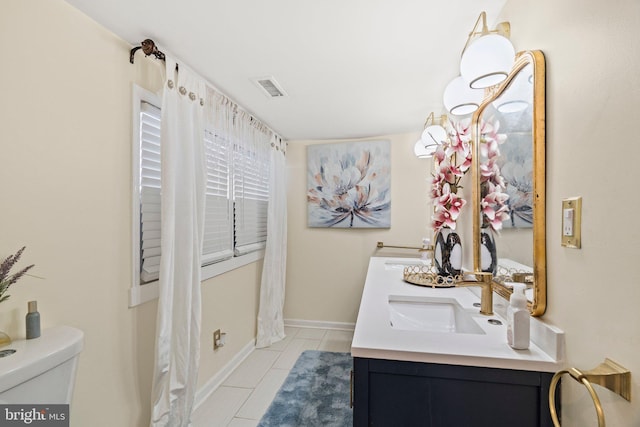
[129,39,166,64]
[129,38,283,142]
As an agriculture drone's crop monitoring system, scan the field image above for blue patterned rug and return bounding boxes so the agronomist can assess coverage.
[257,350,353,427]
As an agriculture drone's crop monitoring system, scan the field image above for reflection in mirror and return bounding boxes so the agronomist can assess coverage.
[482,86,534,270]
[472,51,546,316]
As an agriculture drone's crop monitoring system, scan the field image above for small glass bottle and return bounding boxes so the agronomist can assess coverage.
[26,301,41,339]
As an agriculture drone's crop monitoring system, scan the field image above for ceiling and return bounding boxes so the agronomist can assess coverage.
[64,0,506,141]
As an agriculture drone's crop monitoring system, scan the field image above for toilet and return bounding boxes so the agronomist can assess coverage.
[0,326,84,404]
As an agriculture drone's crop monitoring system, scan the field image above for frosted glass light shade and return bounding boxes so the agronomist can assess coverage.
[443,76,484,116]
[414,140,437,158]
[421,124,448,145]
[493,64,533,113]
[460,34,515,89]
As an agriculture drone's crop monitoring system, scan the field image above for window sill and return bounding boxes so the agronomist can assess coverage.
[128,250,265,307]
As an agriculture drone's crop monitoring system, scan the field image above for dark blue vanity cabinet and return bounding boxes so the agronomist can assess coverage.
[353,357,558,427]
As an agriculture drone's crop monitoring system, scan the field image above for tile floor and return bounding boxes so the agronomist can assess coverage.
[191,326,354,427]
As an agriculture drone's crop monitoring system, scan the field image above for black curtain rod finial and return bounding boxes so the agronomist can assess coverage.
[129,38,166,64]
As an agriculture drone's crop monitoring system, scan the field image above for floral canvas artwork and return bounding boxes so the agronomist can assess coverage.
[490,106,534,229]
[497,133,533,228]
[307,140,391,228]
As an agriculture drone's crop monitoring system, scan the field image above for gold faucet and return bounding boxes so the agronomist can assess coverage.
[377,241,493,315]
[454,272,494,315]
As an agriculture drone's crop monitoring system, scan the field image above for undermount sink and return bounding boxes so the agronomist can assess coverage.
[388,295,485,335]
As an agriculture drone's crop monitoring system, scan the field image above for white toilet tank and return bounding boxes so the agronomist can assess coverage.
[0,326,84,404]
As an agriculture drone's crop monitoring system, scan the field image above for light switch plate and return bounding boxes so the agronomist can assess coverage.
[561,197,581,248]
[562,208,574,236]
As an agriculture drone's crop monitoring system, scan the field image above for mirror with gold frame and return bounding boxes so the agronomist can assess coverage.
[470,50,546,316]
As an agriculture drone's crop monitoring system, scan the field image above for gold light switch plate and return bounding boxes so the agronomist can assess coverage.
[561,197,582,248]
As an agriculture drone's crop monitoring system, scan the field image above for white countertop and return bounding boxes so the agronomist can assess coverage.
[351,257,564,372]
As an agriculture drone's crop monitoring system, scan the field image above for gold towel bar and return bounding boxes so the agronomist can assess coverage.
[376,241,433,251]
[549,358,631,427]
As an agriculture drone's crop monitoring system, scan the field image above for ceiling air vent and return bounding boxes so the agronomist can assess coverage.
[253,76,287,98]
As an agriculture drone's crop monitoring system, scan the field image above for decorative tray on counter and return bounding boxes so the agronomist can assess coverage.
[402,265,463,288]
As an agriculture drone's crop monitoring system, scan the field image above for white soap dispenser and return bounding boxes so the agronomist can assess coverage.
[506,283,530,350]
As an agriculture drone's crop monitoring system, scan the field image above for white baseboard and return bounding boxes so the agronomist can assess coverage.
[284,318,355,331]
[193,339,255,410]
[194,320,354,410]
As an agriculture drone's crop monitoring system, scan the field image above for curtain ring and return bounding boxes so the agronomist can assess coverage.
[549,370,606,427]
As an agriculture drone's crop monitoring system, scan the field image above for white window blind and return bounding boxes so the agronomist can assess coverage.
[139,101,162,284]
[233,145,269,255]
[131,85,275,306]
[202,129,233,265]
[139,117,236,275]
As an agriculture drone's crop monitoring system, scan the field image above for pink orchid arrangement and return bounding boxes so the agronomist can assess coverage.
[430,120,472,233]
[479,118,510,231]
[430,117,510,233]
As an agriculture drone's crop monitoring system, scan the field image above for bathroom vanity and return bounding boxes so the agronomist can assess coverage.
[351,257,564,427]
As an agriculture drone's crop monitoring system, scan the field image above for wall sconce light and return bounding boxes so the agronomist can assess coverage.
[442,11,515,116]
[492,63,533,113]
[443,76,484,116]
[460,11,515,89]
[414,113,449,158]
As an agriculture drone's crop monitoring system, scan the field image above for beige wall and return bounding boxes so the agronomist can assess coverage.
[3,0,639,425]
[499,0,640,424]
[0,1,261,426]
[285,135,433,323]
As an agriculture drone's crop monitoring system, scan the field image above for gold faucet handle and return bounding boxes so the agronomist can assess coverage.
[512,272,534,283]
[470,271,493,281]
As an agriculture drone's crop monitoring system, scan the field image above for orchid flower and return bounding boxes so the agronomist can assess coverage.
[430,116,510,234]
[433,209,458,231]
[458,153,472,173]
[479,117,507,159]
[448,194,466,219]
[486,205,510,230]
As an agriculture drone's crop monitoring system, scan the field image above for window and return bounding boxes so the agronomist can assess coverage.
[202,129,233,265]
[233,142,270,255]
[138,101,162,284]
[130,85,270,307]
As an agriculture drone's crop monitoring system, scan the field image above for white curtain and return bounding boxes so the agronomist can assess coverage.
[151,58,206,427]
[256,136,288,348]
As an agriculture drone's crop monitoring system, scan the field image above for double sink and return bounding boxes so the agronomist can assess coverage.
[351,257,564,372]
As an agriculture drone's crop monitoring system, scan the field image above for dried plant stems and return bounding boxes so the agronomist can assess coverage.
[0,246,35,303]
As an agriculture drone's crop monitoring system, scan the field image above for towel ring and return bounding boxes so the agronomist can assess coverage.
[549,369,605,427]
[549,359,631,427]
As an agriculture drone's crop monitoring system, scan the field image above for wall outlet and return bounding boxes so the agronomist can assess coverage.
[213,329,222,350]
[561,197,582,248]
